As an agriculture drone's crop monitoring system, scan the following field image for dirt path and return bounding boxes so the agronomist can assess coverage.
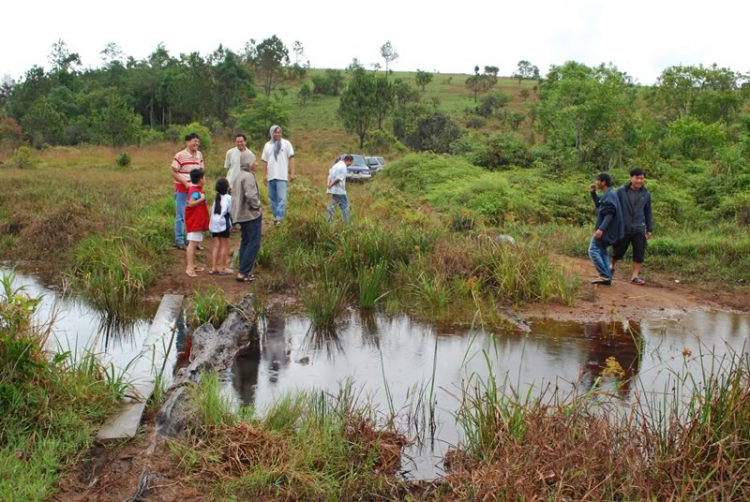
[522,255,749,322]
[148,232,749,325]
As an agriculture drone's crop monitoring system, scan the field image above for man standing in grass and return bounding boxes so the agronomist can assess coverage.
[327,155,352,222]
[612,168,653,286]
[261,125,295,227]
[171,133,204,250]
[588,173,624,285]
[224,133,254,185]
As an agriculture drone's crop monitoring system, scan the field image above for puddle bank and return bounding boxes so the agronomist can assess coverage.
[222,309,750,479]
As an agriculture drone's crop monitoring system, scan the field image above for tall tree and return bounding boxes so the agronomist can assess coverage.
[380,41,399,80]
[465,66,495,102]
[373,77,395,129]
[339,69,378,148]
[415,70,434,94]
[213,49,254,122]
[513,60,540,86]
[256,35,289,97]
[537,61,636,168]
[651,64,743,123]
[289,41,308,82]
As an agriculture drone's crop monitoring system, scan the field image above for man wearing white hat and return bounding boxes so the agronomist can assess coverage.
[261,125,295,226]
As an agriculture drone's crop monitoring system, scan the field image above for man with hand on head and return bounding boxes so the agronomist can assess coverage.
[588,173,624,286]
[261,125,295,227]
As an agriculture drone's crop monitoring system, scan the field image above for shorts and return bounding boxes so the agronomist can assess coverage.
[187,231,204,242]
[613,232,647,263]
[211,228,230,238]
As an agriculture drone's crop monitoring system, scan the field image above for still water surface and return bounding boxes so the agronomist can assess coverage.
[225,310,749,478]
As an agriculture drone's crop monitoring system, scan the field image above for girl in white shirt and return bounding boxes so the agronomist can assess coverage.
[209,178,233,275]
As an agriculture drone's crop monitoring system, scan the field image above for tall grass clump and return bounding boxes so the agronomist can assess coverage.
[302,268,349,331]
[357,261,388,309]
[175,383,406,500]
[191,287,230,328]
[188,371,237,430]
[0,272,124,502]
[72,236,150,320]
[446,341,750,500]
[479,239,578,305]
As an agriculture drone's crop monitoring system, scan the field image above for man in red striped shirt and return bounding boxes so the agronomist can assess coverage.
[171,133,205,249]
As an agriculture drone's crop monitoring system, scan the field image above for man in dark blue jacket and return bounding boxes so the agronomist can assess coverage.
[588,173,624,286]
[612,168,653,286]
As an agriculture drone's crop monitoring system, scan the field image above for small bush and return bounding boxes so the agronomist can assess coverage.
[363,129,406,155]
[116,152,131,167]
[13,146,35,168]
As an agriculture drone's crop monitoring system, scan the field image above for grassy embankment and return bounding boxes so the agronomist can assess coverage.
[0,272,125,501]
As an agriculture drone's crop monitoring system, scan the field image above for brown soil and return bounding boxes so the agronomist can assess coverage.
[523,255,750,322]
[146,219,299,311]
[54,428,208,502]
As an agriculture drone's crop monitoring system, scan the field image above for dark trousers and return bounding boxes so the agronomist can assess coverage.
[238,216,262,276]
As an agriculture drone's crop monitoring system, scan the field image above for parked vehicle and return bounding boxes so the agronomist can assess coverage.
[335,154,371,181]
[365,156,386,174]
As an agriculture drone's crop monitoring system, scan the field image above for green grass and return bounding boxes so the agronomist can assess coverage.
[0,272,124,501]
[190,287,230,328]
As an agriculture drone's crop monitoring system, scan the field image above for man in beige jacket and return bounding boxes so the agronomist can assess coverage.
[230,151,262,282]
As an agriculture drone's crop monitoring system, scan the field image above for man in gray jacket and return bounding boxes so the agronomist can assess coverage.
[231,151,262,282]
[612,168,653,286]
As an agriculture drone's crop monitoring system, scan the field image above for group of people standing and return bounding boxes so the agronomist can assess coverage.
[170,125,351,282]
[171,125,296,282]
[588,168,654,286]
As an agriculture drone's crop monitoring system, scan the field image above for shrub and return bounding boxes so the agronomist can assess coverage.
[13,146,35,168]
[363,129,406,155]
[116,152,131,167]
[471,133,531,169]
[139,127,165,146]
[403,113,462,153]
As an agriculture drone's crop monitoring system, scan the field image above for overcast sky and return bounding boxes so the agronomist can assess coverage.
[2,0,747,85]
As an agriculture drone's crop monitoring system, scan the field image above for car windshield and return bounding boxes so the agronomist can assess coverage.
[350,155,367,167]
[366,158,378,166]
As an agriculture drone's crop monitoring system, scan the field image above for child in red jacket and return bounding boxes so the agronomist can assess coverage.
[185,169,209,277]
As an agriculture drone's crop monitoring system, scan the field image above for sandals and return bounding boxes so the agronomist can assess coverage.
[591,277,612,286]
[186,269,197,278]
[235,274,256,282]
[220,268,234,275]
[209,270,220,276]
[630,277,646,286]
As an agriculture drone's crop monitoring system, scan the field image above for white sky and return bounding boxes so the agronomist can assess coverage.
[2,0,747,85]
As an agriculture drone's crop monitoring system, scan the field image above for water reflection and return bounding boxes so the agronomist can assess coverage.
[2,266,155,369]
[580,320,642,397]
[225,309,749,479]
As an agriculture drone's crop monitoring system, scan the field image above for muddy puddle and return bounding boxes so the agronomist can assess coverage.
[5,265,749,480]
[221,309,749,479]
[1,266,172,373]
